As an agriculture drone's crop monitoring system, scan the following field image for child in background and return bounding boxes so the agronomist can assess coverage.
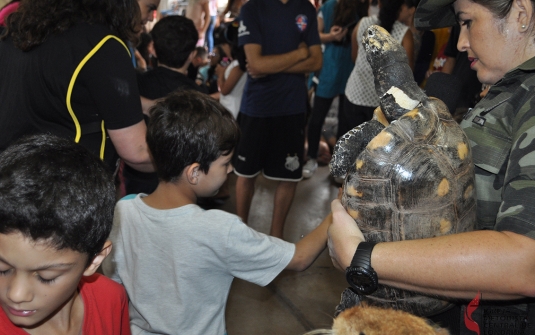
[187,46,210,85]
[124,15,207,196]
[103,91,331,335]
[216,19,247,119]
[137,15,206,99]
[0,134,130,335]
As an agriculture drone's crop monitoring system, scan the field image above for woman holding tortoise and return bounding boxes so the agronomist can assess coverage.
[328,0,535,332]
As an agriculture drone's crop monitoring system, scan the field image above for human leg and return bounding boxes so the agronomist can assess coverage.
[337,95,355,139]
[337,96,375,139]
[206,15,216,52]
[303,95,334,178]
[263,113,305,238]
[271,181,298,238]
[306,95,334,160]
[235,175,257,223]
[233,113,266,223]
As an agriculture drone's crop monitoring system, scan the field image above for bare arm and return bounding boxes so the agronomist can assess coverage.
[328,199,535,300]
[318,16,347,44]
[134,49,147,72]
[350,22,360,63]
[217,64,245,95]
[243,43,309,77]
[285,213,331,271]
[199,1,211,34]
[107,120,154,172]
[283,44,323,74]
[140,96,156,116]
[401,29,415,71]
[442,56,456,74]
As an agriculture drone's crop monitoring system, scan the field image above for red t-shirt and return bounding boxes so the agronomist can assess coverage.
[0,273,131,335]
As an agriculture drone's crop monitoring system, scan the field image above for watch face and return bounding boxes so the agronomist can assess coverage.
[346,266,378,295]
[348,270,373,286]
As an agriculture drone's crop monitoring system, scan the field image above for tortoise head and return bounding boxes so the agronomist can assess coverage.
[363,25,427,122]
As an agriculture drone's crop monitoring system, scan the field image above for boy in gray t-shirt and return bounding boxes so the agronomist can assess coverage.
[103,90,331,335]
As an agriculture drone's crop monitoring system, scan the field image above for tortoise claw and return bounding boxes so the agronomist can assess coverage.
[329,120,385,177]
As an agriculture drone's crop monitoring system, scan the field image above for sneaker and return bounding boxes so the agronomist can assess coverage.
[302,158,318,179]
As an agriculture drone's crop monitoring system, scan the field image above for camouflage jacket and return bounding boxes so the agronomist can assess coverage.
[461,56,535,240]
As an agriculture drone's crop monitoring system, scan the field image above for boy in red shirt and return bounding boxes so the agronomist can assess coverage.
[0,134,130,335]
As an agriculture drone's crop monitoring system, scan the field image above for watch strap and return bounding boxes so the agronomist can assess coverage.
[349,241,376,270]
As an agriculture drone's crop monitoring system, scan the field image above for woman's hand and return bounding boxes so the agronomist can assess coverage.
[328,199,366,271]
[329,25,348,42]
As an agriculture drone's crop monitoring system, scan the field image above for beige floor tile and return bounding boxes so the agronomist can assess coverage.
[223,166,348,334]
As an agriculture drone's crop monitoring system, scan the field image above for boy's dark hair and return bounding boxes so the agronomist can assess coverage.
[379,0,406,33]
[0,134,116,262]
[147,90,240,182]
[150,15,198,69]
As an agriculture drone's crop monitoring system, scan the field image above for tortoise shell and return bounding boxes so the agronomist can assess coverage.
[331,25,476,316]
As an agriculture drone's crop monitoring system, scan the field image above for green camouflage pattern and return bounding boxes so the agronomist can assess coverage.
[460,56,535,240]
[414,0,457,30]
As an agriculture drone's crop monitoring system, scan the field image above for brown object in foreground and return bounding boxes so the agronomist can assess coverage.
[303,304,450,335]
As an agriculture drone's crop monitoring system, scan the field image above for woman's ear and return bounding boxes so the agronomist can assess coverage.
[185,163,201,185]
[83,240,112,276]
[513,0,533,32]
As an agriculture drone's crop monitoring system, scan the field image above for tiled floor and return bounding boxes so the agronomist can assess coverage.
[220,165,349,335]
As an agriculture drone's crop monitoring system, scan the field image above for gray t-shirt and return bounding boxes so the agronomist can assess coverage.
[102,194,295,335]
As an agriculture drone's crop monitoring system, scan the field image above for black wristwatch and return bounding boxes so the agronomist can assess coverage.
[345,241,378,295]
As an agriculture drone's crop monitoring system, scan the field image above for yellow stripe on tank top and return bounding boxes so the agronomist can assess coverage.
[66,35,131,160]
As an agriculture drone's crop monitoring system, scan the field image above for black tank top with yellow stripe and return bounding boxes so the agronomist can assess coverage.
[0,22,144,170]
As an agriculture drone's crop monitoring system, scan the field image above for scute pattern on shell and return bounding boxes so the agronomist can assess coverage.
[331,25,476,316]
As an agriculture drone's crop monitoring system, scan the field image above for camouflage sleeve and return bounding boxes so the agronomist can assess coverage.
[461,70,535,240]
[495,91,535,240]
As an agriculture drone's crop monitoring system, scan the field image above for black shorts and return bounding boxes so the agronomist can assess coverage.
[233,113,306,181]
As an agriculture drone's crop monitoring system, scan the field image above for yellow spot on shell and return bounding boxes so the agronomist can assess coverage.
[404,108,419,118]
[464,184,474,199]
[458,142,469,160]
[373,107,389,126]
[346,185,363,197]
[437,178,450,197]
[348,209,359,219]
[367,131,392,150]
[356,160,364,170]
[440,219,452,234]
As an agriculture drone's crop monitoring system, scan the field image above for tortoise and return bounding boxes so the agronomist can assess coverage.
[330,25,476,317]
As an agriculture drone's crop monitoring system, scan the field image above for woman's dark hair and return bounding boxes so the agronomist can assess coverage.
[208,44,226,82]
[333,0,368,27]
[222,0,236,16]
[471,0,514,19]
[2,0,141,51]
[222,0,242,18]
[404,0,420,9]
[224,19,246,71]
[379,0,406,32]
[0,134,116,264]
